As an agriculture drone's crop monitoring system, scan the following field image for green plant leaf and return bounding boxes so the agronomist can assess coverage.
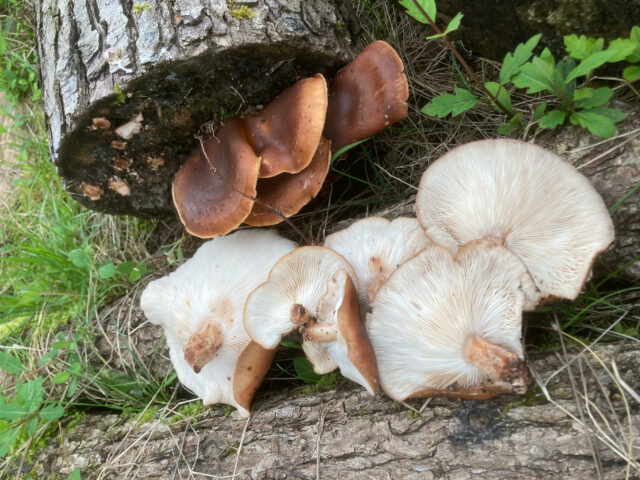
[0,351,23,374]
[539,110,567,129]
[533,102,547,121]
[26,416,39,435]
[117,261,134,275]
[497,122,518,135]
[499,34,541,84]
[52,371,71,384]
[539,47,555,67]
[589,107,626,123]
[570,110,615,138]
[484,81,513,114]
[16,378,44,414]
[293,357,323,384]
[67,468,82,480]
[98,262,117,279]
[39,404,65,421]
[565,50,617,82]
[398,0,435,23]
[0,399,29,420]
[623,65,640,82]
[425,13,463,39]
[606,38,638,62]
[573,87,613,108]
[564,34,604,60]
[0,427,19,457]
[68,249,91,269]
[422,88,477,118]
[512,57,558,94]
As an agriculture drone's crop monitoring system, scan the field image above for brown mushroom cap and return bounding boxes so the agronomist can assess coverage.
[415,139,615,304]
[245,137,331,226]
[323,40,409,154]
[172,118,261,238]
[244,74,328,178]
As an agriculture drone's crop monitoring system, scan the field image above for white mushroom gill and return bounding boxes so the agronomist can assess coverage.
[140,229,296,416]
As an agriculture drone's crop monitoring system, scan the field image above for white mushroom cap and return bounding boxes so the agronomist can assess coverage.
[367,238,534,402]
[243,246,357,350]
[416,139,615,304]
[324,217,430,308]
[140,230,296,417]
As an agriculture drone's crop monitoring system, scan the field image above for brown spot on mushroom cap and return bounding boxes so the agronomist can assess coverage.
[233,341,276,413]
[172,117,260,238]
[108,178,131,196]
[183,321,224,374]
[324,41,409,154]
[244,74,328,178]
[81,182,103,200]
[245,136,331,226]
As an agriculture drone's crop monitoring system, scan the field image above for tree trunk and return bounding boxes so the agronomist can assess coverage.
[35,0,358,216]
[32,339,640,479]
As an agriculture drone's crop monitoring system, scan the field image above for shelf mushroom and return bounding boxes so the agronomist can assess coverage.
[244,247,379,395]
[415,139,615,306]
[140,229,297,417]
[172,118,260,239]
[324,216,430,309]
[366,238,535,402]
[324,40,409,154]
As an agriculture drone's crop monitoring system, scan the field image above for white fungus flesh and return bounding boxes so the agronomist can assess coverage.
[140,230,296,417]
[324,217,430,309]
[415,139,614,304]
[367,239,535,402]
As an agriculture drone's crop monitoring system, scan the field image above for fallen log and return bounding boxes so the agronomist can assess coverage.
[33,339,640,479]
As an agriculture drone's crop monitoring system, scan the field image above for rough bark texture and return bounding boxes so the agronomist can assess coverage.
[33,339,640,479]
[35,0,358,216]
[436,0,640,60]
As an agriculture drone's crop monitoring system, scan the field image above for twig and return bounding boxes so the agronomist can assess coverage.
[232,415,252,478]
[196,135,312,246]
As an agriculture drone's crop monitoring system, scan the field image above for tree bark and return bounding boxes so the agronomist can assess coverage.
[32,340,640,479]
[35,0,358,216]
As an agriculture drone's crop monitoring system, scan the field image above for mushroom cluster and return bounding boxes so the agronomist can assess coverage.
[141,138,613,417]
[172,41,409,238]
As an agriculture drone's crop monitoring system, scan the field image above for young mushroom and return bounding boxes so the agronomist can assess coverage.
[415,139,615,306]
[140,229,297,417]
[323,40,409,154]
[366,238,535,402]
[324,216,430,309]
[244,247,379,395]
[244,74,328,178]
[172,118,260,238]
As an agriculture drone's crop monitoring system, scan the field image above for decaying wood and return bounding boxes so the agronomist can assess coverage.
[35,0,358,216]
[32,338,640,479]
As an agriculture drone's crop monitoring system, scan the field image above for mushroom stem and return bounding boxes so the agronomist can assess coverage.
[301,323,338,343]
[290,304,316,326]
[184,321,223,373]
[464,336,531,394]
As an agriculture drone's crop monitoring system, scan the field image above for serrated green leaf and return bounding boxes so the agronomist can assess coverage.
[0,399,29,420]
[606,38,637,62]
[564,34,604,60]
[398,0,435,24]
[555,56,577,80]
[39,404,65,421]
[0,427,19,457]
[484,81,513,114]
[570,111,615,138]
[512,57,558,94]
[68,249,92,269]
[16,378,44,414]
[497,122,518,135]
[499,34,541,84]
[98,263,117,279]
[589,107,626,123]
[573,87,612,108]
[26,416,39,435]
[623,65,640,82]
[565,49,617,82]
[533,102,547,121]
[422,88,478,118]
[52,371,71,384]
[293,357,323,384]
[539,110,567,129]
[0,351,23,375]
[539,47,555,67]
